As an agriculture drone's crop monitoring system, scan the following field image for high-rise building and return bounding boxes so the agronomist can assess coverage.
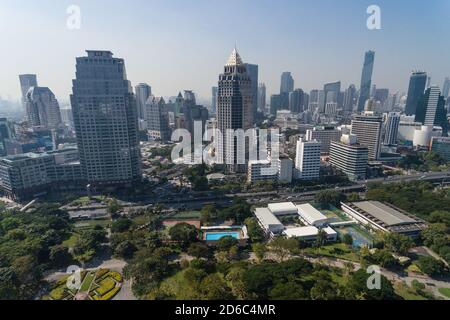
[344,84,357,111]
[19,74,38,107]
[306,126,342,154]
[323,81,341,109]
[295,138,321,180]
[405,71,427,115]
[415,86,447,134]
[383,112,400,146]
[145,96,171,142]
[289,89,305,113]
[374,88,389,110]
[0,118,15,156]
[357,50,375,111]
[351,112,383,160]
[244,63,258,123]
[280,72,294,94]
[257,83,266,113]
[217,48,252,171]
[24,87,62,129]
[270,94,282,116]
[330,134,368,181]
[211,86,218,114]
[430,137,450,161]
[70,50,141,187]
[135,83,152,119]
[442,77,450,99]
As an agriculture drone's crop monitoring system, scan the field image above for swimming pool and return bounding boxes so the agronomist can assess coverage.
[205,232,240,241]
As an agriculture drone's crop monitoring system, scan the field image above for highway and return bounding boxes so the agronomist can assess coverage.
[148,170,450,210]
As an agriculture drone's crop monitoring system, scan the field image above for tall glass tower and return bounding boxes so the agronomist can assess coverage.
[70,50,141,187]
[357,51,375,112]
[405,71,427,116]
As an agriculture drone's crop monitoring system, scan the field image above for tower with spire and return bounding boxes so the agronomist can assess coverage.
[217,47,253,172]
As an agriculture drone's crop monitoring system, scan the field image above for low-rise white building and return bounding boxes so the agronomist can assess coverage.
[296,203,328,226]
[284,226,337,242]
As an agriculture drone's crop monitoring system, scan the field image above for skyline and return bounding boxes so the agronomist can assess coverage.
[1,0,450,102]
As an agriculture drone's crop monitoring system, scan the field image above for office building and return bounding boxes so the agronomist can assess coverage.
[430,136,450,161]
[442,77,450,99]
[70,50,141,187]
[24,87,62,129]
[323,81,341,109]
[415,86,447,134]
[211,86,218,114]
[306,126,342,154]
[357,51,375,111]
[0,148,84,200]
[405,71,427,115]
[280,72,294,94]
[351,112,383,160]
[135,83,152,119]
[257,83,266,114]
[217,48,252,171]
[383,112,400,146]
[289,89,305,113]
[330,134,368,181]
[145,96,171,142]
[244,63,258,123]
[344,84,357,111]
[19,74,38,108]
[295,138,321,180]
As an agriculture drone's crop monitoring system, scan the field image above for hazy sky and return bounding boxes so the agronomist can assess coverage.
[1,0,449,104]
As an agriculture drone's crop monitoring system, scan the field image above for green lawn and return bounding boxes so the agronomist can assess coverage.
[63,233,79,248]
[79,272,95,292]
[438,287,450,299]
[304,243,360,262]
[74,219,111,231]
[394,282,429,300]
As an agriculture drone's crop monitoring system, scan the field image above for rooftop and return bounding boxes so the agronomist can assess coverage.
[268,202,298,215]
[351,201,416,226]
[296,203,328,224]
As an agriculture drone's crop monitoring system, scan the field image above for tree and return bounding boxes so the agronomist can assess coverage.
[314,190,346,209]
[310,279,340,300]
[225,267,248,300]
[187,243,210,258]
[269,237,299,261]
[114,240,137,259]
[216,236,239,252]
[342,234,354,246]
[199,274,233,300]
[347,193,361,202]
[416,256,446,276]
[269,281,307,300]
[252,243,267,262]
[168,223,198,247]
[107,198,122,216]
[315,229,327,248]
[111,218,132,233]
[347,269,398,300]
[244,218,265,242]
[382,233,414,255]
[49,245,72,268]
[200,205,217,225]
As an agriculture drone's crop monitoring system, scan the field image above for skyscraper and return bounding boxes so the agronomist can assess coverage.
[280,72,294,94]
[357,50,375,111]
[323,81,341,109]
[135,83,152,119]
[211,86,218,114]
[70,50,141,187]
[145,96,171,142]
[217,48,252,171]
[289,89,305,113]
[295,138,321,180]
[344,84,357,111]
[383,112,400,146]
[19,74,38,107]
[415,86,447,134]
[351,112,383,160]
[244,63,258,123]
[442,77,450,99]
[257,83,266,114]
[24,87,62,129]
[330,134,368,181]
[405,71,427,115]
